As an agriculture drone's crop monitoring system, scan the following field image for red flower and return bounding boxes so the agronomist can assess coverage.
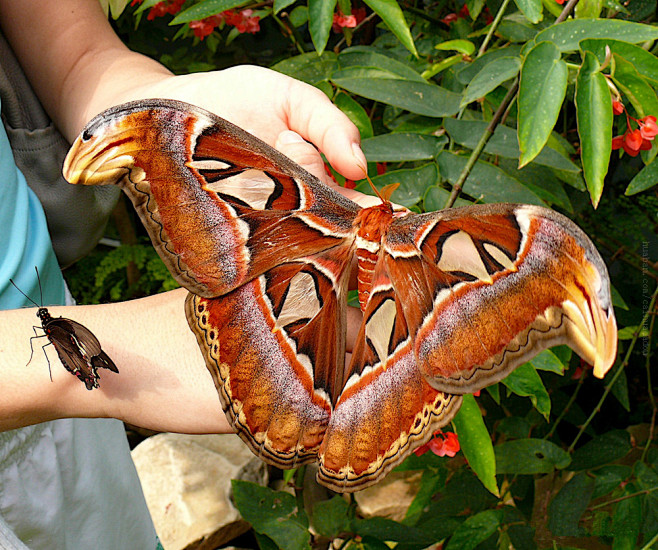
[414,430,460,457]
[612,100,625,115]
[611,109,657,156]
[441,13,459,25]
[640,115,658,140]
[555,0,566,4]
[189,15,223,39]
[224,9,260,34]
[332,8,366,32]
[472,389,481,397]
[144,0,184,20]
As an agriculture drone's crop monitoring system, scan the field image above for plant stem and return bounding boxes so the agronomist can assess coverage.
[544,372,586,440]
[444,78,518,209]
[294,465,306,514]
[641,299,656,463]
[445,0,580,208]
[641,530,658,550]
[272,12,306,54]
[568,284,658,453]
[477,0,513,58]
[588,486,658,512]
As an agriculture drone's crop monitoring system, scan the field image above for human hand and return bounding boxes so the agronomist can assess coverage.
[108,65,372,196]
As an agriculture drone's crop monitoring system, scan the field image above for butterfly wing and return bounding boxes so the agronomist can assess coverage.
[382,203,617,394]
[45,319,100,389]
[63,99,361,298]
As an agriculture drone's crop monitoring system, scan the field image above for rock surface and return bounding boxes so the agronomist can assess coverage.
[132,433,268,550]
[353,470,423,522]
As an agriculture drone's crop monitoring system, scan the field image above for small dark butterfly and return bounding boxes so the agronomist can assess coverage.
[10,269,118,390]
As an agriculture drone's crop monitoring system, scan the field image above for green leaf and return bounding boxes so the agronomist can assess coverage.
[548,472,595,536]
[272,52,338,85]
[612,55,658,119]
[436,39,476,56]
[332,77,461,116]
[518,41,568,167]
[498,160,574,212]
[466,0,485,19]
[334,92,374,139]
[362,0,418,56]
[592,465,632,499]
[333,66,407,80]
[312,497,351,539]
[444,119,579,172]
[231,480,310,550]
[575,51,612,208]
[575,0,603,18]
[535,19,658,53]
[626,157,658,195]
[362,164,438,207]
[495,439,571,474]
[514,0,543,24]
[501,362,551,419]
[289,5,308,27]
[460,57,521,108]
[308,0,337,54]
[423,186,472,211]
[171,0,249,23]
[352,517,435,545]
[496,417,532,439]
[453,394,499,496]
[581,38,658,85]
[569,430,632,471]
[529,349,566,375]
[497,14,539,42]
[609,363,630,411]
[362,133,447,161]
[273,0,297,13]
[438,151,547,205]
[339,47,425,82]
[403,470,447,525]
[445,510,504,550]
[612,485,642,549]
[457,46,524,85]
[422,55,465,79]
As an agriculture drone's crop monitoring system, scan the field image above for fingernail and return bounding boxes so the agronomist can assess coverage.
[351,142,367,170]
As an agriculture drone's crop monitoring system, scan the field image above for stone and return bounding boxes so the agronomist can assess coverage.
[131,433,268,550]
[353,470,423,522]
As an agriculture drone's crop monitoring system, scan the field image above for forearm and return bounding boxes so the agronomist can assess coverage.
[0,0,172,141]
[0,288,231,433]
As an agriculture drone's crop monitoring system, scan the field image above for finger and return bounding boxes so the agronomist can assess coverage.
[284,80,367,181]
[275,130,333,185]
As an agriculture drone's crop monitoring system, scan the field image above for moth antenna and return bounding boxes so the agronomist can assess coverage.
[9,278,40,308]
[355,160,399,204]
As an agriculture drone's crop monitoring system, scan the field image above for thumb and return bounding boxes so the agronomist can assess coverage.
[275,130,382,209]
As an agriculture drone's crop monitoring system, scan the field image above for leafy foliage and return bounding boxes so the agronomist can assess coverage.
[69,0,658,547]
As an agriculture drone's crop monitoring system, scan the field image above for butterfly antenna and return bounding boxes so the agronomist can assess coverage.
[9,279,40,308]
[35,266,44,306]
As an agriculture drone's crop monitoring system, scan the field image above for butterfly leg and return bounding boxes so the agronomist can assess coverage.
[28,328,53,381]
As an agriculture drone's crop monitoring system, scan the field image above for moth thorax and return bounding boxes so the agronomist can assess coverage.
[354,203,393,311]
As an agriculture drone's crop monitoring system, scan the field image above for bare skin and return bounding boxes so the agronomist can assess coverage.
[0,0,368,433]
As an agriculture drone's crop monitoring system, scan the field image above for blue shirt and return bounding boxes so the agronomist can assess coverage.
[0,103,66,309]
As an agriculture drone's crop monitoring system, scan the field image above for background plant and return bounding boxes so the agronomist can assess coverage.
[66,0,658,547]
